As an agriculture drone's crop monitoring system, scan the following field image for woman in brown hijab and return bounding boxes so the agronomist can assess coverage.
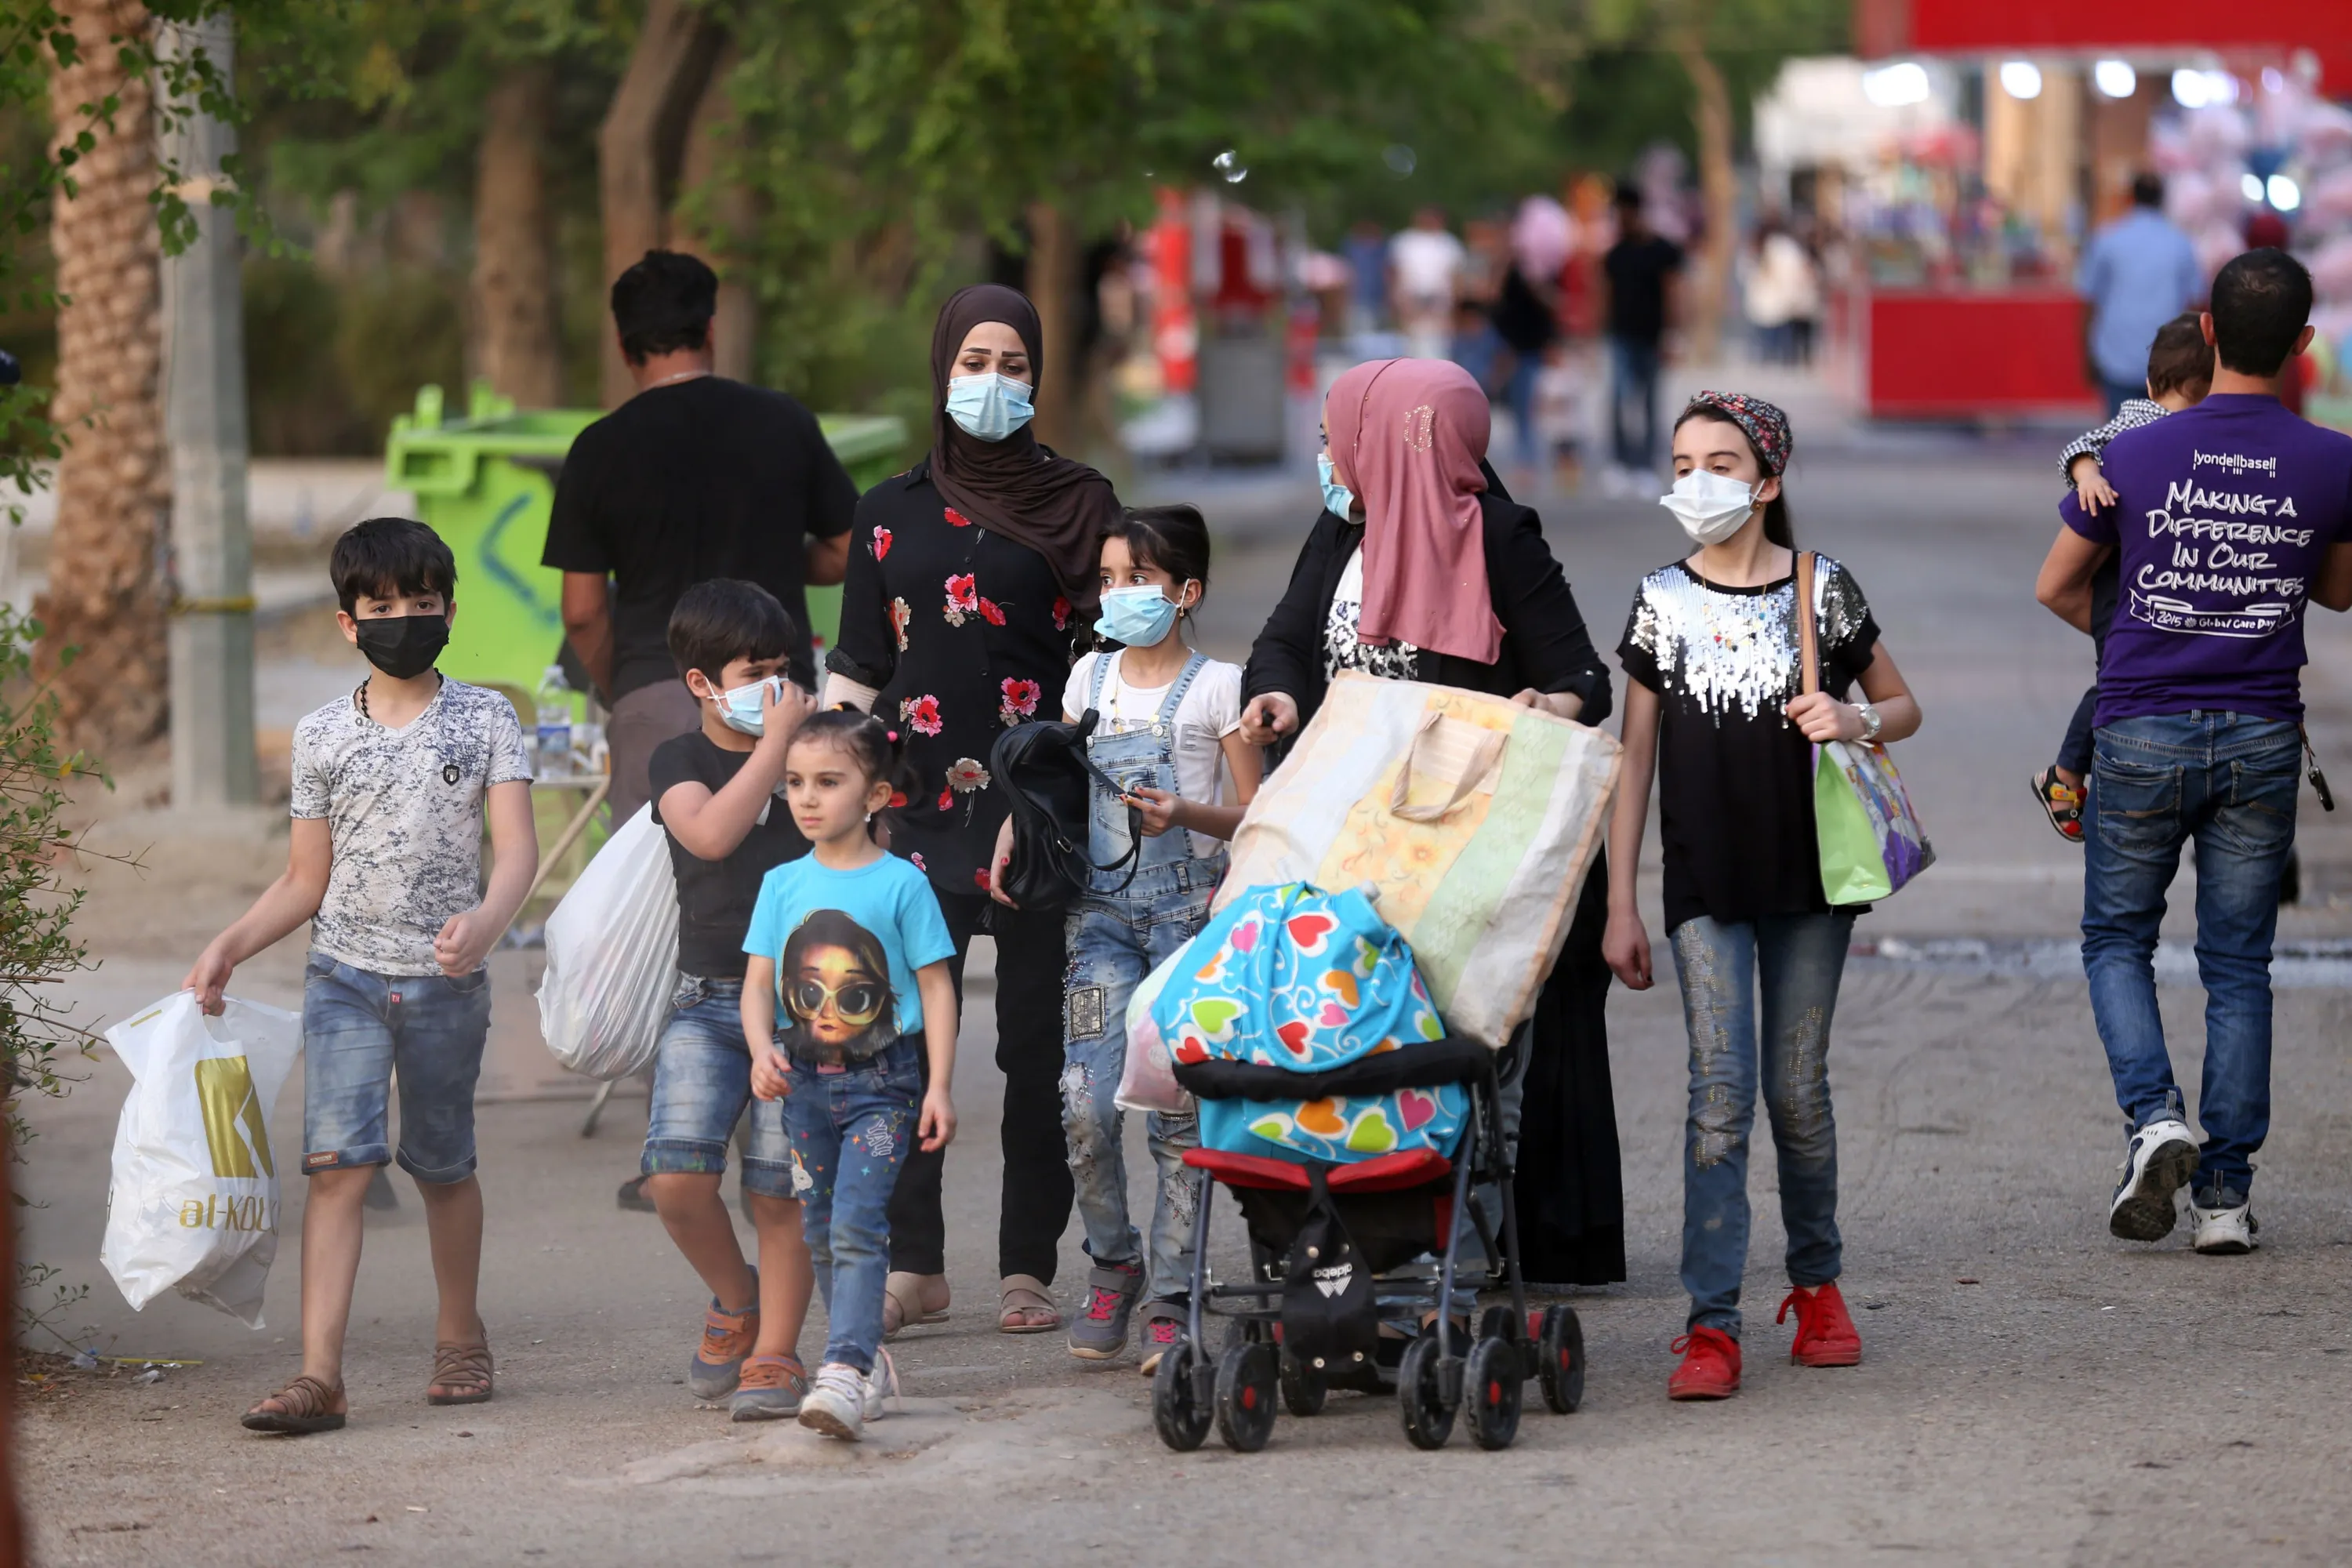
[826,285,1121,1335]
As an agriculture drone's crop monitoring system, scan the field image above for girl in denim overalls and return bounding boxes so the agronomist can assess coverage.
[993,505,1261,1370]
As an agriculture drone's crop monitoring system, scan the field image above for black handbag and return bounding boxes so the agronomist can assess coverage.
[988,712,1142,912]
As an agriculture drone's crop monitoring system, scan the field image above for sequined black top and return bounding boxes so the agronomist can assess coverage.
[1618,555,1879,931]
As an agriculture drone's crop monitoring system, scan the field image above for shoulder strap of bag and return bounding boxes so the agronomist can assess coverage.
[1795,550,1820,698]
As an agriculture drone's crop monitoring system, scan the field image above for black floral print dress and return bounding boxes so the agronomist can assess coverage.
[827,458,1083,899]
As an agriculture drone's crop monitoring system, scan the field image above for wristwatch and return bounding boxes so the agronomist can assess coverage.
[1857,702,1883,742]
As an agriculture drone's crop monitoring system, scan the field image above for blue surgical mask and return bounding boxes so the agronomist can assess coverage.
[1318,453,1355,520]
[709,676,783,736]
[946,372,1035,442]
[1095,583,1185,648]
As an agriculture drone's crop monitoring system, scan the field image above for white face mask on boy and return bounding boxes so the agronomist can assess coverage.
[1659,467,1761,546]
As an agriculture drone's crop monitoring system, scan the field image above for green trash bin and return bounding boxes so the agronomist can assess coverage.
[383,381,907,695]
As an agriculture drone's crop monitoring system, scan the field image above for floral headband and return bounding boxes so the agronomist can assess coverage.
[1681,390,1792,477]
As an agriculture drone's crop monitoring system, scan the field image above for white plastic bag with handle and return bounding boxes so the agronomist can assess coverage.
[535,804,677,1080]
[100,991,302,1327]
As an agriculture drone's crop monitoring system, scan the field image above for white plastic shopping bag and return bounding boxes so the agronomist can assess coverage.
[535,804,677,1080]
[100,991,302,1327]
[1112,945,1191,1116]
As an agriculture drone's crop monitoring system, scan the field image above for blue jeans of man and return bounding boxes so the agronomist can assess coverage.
[783,1037,922,1374]
[2082,713,2299,1200]
[1608,335,1663,473]
[1669,913,1854,1338]
[1062,857,1220,1304]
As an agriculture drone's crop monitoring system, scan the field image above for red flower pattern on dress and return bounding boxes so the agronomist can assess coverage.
[974,867,993,891]
[909,852,926,873]
[899,694,943,737]
[978,597,1006,627]
[946,757,990,793]
[887,597,913,652]
[887,789,909,810]
[943,506,973,528]
[872,526,893,561]
[1052,595,1073,630]
[943,573,979,626]
[998,677,1042,728]
[937,783,955,811]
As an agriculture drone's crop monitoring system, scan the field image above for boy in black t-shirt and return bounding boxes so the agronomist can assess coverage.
[641,579,822,1420]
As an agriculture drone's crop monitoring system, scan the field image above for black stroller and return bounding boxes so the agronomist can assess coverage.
[1149,1031,1584,1453]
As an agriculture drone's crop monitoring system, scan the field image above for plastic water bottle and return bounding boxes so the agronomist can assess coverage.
[535,665,572,771]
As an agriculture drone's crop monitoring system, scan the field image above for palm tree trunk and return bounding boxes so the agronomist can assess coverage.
[1673,30,1737,367]
[37,0,168,754]
[596,0,726,406]
[1025,201,1082,454]
[471,62,564,408]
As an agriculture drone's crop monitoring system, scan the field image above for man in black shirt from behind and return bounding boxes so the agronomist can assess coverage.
[543,250,858,830]
[1599,182,1685,488]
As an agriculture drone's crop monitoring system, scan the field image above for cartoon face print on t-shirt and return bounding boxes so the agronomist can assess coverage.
[778,909,900,1061]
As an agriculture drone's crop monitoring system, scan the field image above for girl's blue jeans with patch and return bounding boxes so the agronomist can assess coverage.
[783,1036,922,1374]
[1668,911,1854,1338]
[1061,857,1221,1303]
[2082,712,2298,1203]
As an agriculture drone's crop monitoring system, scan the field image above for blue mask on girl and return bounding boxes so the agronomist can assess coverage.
[945,372,1035,442]
[1318,453,1355,520]
[1094,584,1185,648]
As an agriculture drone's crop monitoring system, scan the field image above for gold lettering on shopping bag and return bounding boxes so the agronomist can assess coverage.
[193,1055,275,1178]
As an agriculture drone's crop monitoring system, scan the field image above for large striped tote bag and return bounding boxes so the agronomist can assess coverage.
[1218,673,1620,1049]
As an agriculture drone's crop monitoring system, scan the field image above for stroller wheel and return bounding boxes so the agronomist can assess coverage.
[1214,1341,1279,1453]
[1152,1338,1213,1452]
[1536,1304,1585,1414]
[1396,1335,1456,1450]
[1279,1350,1328,1417]
[1465,1336,1524,1450]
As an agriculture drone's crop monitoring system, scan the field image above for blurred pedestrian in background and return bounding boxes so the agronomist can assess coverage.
[1342,218,1392,339]
[2077,173,2201,417]
[1599,182,1684,494]
[1490,220,1563,492]
[1744,213,1820,367]
[1390,206,1466,361]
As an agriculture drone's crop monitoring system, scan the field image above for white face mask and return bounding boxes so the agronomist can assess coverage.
[1660,467,1761,546]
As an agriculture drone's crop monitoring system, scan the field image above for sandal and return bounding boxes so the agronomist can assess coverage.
[427,1339,494,1406]
[2031,767,2085,843]
[242,1374,347,1435]
[883,1271,951,1339]
[998,1273,1062,1334]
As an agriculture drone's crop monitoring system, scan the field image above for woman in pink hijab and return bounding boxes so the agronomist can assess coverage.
[1237,356,1627,1287]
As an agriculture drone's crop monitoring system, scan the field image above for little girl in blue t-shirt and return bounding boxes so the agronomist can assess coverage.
[989,505,1262,1373]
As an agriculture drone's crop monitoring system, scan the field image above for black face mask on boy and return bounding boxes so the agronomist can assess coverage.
[353,613,451,680]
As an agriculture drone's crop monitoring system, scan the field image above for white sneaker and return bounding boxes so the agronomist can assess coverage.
[797,1362,866,1441]
[2191,1200,2259,1255]
[862,1348,898,1420]
[2109,1118,2199,1241]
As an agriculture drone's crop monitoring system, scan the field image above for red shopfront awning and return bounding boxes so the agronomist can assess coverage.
[1855,0,2352,93]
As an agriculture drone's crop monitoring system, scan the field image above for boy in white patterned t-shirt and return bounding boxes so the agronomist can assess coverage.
[185,517,537,1435]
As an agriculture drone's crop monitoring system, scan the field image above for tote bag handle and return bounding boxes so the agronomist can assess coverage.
[1389,710,1508,822]
[1794,549,1820,697]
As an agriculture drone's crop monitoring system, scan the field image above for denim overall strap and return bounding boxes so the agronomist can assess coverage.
[1084,652,1210,889]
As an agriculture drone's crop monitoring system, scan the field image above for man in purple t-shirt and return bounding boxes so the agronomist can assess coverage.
[2036,249,2352,1255]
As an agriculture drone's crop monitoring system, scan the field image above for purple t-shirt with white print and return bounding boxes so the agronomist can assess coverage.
[2063,392,2352,726]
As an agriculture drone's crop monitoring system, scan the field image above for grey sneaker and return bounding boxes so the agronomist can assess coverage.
[798,1362,867,1441]
[728,1354,808,1421]
[2109,1119,2198,1241]
[688,1271,760,1401]
[1068,1260,1145,1360]
[1137,1301,1186,1377]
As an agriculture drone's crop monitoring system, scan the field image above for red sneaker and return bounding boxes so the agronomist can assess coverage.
[1667,1327,1741,1400]
[1777,1282,1862,1367]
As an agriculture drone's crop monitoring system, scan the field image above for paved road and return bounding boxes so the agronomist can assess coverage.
[20,405,2352,1566]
